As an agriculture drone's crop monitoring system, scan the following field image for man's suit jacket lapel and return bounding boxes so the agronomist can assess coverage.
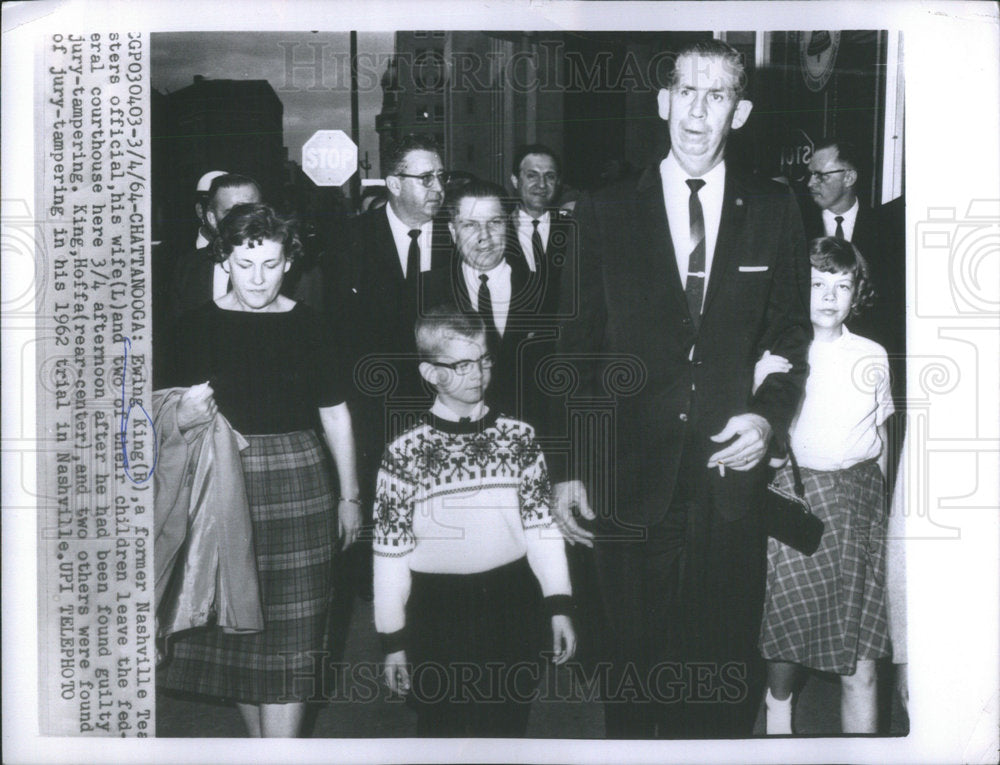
[194,249,215,306]
[430,218,453,272]
[370,207,404,284]
[508,250,532,315]
[636,168,689,321]
[450,251,473,311]
[702,171,748,318]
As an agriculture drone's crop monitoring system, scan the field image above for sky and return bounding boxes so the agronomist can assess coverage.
[151,31,395,177]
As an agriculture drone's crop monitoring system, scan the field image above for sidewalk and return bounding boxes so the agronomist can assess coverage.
[156,597,909,738]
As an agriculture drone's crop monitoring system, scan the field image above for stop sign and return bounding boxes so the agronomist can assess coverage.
[302,130,358,186]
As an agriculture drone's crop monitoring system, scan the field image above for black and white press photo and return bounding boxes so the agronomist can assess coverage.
[3,2,998,764]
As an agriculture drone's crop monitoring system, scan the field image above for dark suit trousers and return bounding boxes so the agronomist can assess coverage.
[594,435,767,739]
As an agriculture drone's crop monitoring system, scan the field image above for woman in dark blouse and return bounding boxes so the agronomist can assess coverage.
[158,203,359,737]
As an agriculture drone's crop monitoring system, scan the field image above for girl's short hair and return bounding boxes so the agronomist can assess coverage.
[808,236,876,316]
[211,203,303,264]
[414,305,486,362]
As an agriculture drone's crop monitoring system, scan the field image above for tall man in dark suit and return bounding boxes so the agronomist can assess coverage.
[551,39,812,738]
[804,138,905,403]
[508,144,573,317]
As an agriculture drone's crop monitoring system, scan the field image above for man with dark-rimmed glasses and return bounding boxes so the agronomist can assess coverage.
[326,134,454,609]
[804,138,905,409]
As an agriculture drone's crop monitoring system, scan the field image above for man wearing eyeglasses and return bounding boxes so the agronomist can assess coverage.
[805,139,877,255]
[332,134,454,394]
[805,138,905,406]
[327,134,453,607]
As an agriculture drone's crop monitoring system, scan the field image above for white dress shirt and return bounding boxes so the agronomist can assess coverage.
[822,198,860,241]
[462,259,512,336]
[386,202,433,278]
[660,152,726,310]
[514,208,550,272]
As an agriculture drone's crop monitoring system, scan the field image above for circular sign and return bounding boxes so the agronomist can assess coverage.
[302,130,358,187]
[800,31,841,93]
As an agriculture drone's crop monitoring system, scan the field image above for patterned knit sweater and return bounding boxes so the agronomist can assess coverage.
[373,410,571,645]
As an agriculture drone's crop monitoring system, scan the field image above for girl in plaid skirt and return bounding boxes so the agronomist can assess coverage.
[754,237,894,734]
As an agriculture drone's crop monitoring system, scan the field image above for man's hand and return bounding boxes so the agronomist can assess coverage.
[550,615,577,665]
[383,650,410,696]
[552,480,595,547]
[176,382,217,431]
[707,413,773,472]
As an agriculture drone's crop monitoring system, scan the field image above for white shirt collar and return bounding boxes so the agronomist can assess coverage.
[385,202,433,277]
[461,258,513,335]
[661,151,726,190]
[822,198,860,238]
[514,208,550,271]
[517,207,550,226]
[461,258,511,300]
[430,396,488,422]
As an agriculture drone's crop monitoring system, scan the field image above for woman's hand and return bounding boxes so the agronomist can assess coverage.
[176,382,217,431]
[550,615,577,665]
[319,403,361,550]
[753,351,792,395]
[337,498,362,550]
[383,650,410,696]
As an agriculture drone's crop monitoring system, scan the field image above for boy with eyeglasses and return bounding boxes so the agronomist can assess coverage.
[373,306,575,737]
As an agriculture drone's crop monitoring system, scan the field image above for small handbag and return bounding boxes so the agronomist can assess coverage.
[765,449,824,555]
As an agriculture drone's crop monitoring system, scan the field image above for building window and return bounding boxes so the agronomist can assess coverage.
[414,48,445,93]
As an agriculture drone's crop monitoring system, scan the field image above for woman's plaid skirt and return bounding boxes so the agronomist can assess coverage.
[759,459,891,675]
[159,430,336,703]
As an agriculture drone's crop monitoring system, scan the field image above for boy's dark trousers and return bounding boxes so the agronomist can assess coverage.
[405,558,546,737]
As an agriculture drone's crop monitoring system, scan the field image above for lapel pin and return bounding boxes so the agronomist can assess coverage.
[735,198,744,207]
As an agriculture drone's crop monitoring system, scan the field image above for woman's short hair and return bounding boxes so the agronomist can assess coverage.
[414,305,486,362]
[210,203,303,263]
[809,236,876,316]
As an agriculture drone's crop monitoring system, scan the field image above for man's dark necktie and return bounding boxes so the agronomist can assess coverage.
[685,178,707,328]
[531,219,545,269]
[406,229,421,282]
[478,273,499,343]
[834,215,845,240]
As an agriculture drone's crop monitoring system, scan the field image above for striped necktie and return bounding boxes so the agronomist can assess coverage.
[685,178,707,328]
